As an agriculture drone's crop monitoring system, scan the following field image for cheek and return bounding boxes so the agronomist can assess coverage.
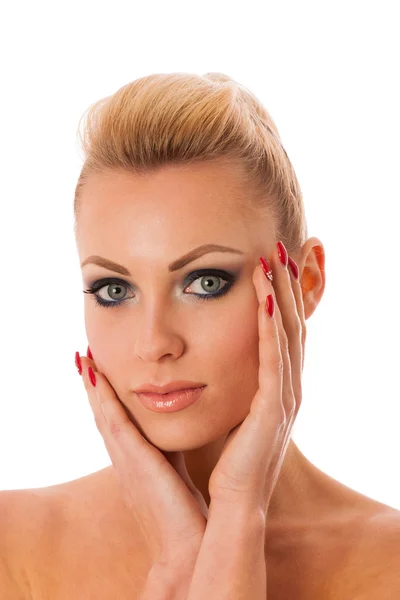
[203,303,261,426]
[84,310,125,382]
[85,302,129,355]
[84,313,108,358]
[213,302,260,384]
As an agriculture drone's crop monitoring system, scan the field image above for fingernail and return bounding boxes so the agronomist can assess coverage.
[75,351,82,376]
[87,346,93,360]
[288,257,299,280]
[88,366,96,387]
[266,294,275,318]
[277,241,288,267]
[259,257,273,282]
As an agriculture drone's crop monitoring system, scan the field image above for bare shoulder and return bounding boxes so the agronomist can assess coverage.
[0,486,50,599]
[0,468,152,599]
[330,507,400,599]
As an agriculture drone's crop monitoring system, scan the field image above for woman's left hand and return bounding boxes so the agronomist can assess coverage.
[208,242,306,515]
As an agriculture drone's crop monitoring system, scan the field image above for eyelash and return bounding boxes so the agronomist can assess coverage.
[83,269,236,309]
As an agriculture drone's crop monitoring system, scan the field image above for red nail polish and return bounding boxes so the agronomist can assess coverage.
[88,366,96,387]
[87,346,93,360]
[288,257,299,280]
[259,257,273,282]
[266,294,274,318]
[75,351,82,375]
[277,241,288,267]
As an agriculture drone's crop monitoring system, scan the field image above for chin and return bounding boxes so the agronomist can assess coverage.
[136,419,224,453]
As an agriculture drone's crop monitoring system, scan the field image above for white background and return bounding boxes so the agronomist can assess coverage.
[0,1,399,510]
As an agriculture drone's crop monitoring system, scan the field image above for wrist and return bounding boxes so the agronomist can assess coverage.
[141,562,194,600]
[148,545,200,599]
[186,499,267,600]
[209,497,266,531]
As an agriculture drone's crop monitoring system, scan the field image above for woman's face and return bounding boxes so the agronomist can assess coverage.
[76,160,277,451]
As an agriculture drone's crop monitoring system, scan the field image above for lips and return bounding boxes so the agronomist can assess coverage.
[139,386,205,398]
[134,381,205,395]
[136,386,206,413]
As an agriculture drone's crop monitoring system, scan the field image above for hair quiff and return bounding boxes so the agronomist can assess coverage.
[73,71,308,255]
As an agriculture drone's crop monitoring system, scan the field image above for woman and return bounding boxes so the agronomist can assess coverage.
[1,72,399,599]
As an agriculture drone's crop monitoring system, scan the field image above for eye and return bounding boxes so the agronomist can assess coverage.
[83,269,236,309]
[83,279,132,308]
[184,270,232,301]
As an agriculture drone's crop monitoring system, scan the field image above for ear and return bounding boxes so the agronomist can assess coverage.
[296,237,326,321]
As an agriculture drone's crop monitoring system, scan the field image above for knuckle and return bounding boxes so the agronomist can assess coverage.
[277,405,287,426]
[270,352,284,374]
[279,332,289,355]
[109,419,123,439]
[270,404,286,429]
[293,317,302,334]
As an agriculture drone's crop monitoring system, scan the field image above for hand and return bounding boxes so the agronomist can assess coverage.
[208,243,306,515]
[77,353,208,566]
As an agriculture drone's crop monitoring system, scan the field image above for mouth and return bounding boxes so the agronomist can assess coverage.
[134,381,206,395]
[136,386,206,413]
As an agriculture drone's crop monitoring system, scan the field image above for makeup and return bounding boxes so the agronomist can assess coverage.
[83,269,237,308]
[136,386,206,413]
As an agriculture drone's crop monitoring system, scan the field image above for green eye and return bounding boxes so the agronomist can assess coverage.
[83,269,236,308]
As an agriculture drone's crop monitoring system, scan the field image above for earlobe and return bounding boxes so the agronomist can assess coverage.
[301,284,322,321]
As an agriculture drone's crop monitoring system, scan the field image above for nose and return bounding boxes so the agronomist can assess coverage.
[133,306,185,363]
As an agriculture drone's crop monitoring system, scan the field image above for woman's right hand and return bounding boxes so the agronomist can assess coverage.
[76,351,208,568]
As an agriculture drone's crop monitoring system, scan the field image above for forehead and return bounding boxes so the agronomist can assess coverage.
[80,161,248,217]
[77,161,270,260]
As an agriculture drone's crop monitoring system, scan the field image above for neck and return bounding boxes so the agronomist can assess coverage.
[183,437,342,527]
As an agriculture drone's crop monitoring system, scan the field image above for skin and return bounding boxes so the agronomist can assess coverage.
[2,158,397,599]
[74,160,399,586]
[76,161,396,510]
[75,158,321,516]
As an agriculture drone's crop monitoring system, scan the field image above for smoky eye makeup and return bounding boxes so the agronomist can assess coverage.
[82,267,240,309]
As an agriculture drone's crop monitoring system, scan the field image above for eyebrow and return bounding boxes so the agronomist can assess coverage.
[80,244,245,276]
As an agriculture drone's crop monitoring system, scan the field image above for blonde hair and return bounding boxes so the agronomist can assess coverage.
[74,72,308,256]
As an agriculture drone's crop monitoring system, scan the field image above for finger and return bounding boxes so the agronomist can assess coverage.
[253,274,295,507]
[79,357,150,471]
[253,263,295,505]
[274,296,296,419]
[252,264,287,427]
[262,250,302,466]
[267,247,302,413]
[80,356,107,433]
[286,257,305,417]
[289,256,307,374]
[264,251,304,494]
[254,262,295,419]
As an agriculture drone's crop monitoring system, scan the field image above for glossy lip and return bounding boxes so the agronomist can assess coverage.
[134,380,205,395]
[136,386,206,413]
